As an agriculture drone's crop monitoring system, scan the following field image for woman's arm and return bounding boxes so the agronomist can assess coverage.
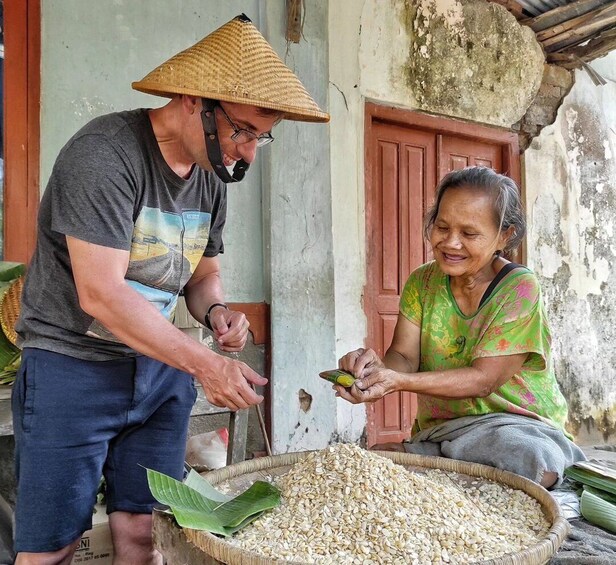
[384,314,421,373]
[391,353,528,399]
[338,314,420,377]
[337,306,528,403]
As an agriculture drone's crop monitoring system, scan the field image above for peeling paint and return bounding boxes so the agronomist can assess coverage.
[298,389,313,413]
[526,58,616,444]
[405,0,544,126]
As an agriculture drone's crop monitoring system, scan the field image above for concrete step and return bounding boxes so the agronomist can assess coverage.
[581,445,616,465]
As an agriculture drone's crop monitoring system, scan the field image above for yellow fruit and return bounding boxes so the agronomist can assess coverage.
[336,373,356,387]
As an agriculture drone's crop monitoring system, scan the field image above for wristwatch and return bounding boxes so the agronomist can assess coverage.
[204,303,228,330]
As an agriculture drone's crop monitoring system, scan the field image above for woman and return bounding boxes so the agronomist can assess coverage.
[337,167,585,488]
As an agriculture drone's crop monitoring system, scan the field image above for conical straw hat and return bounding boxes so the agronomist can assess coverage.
[132,14,329,123]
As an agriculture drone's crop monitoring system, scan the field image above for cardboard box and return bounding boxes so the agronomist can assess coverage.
[71,504,114,564]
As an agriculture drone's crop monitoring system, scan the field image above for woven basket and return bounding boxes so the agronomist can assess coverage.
[153,451,570,565]
[0,276,24,345]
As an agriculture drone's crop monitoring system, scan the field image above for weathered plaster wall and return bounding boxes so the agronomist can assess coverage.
[525,51,616,444]
[409,0,543,126]
[40,0,336,454]
[514,65,574,151]
[262,2,336,453]
[40,0,263,301]
[329,0,546,442]
[329,2,370,442]
[358,0,544,127]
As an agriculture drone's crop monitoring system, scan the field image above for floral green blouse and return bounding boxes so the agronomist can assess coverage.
[399,261,570,436]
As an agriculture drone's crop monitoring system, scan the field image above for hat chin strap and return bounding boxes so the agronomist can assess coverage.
[200,98,250,183]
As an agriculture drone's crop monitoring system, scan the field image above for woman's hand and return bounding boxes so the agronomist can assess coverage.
[338,348,384,377]
[335,367,402,404]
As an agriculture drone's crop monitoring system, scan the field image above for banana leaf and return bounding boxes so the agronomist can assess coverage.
[208,480,281,528]
[147,468,280,536]
[185,469,232,503]
[0,351,21,386]
[0,262,25,282]
[581,486,616,533]
[0,331,19,376]
[147,469,228,534]
[565,464,616,496]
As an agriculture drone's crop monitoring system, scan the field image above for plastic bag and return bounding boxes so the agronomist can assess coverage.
[185,428,229,470]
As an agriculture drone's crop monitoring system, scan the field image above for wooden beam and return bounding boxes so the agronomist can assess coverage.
[536,5,609,42]
[548,26,616,67]
[521,0,611,32]
[541,5,616,52]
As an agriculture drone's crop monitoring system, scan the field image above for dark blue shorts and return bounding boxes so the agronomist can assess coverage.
[11,347,197,553]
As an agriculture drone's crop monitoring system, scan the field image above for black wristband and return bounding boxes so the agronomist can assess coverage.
[204,303,228,330]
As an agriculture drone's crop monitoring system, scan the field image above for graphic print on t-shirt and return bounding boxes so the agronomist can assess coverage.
[86,206,211,341]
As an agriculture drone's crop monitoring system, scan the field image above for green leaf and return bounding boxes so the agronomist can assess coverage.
[585,485,616,505]
[0,334,19,374]
[146,469,228,534]
[146,468,281,537]
[184,469,232,503]
[0,262,25,282]
[581,486,616,533]
[214,481,281,528]
[565,466,616,496]
[0,352,21,385]
[222,512,266,535]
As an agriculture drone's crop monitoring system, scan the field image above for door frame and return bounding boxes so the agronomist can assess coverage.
[363,102,521,446]
[4,0,40,263]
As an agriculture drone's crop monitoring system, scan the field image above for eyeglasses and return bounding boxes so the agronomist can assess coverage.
[217,104,274,147]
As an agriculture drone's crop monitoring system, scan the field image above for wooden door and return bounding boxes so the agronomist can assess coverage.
[439,135,502,176]
[364,104,520,447]
[364,122,435,446]
[2,0,40,263]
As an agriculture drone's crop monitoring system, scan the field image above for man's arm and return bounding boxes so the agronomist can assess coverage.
[66,236,266,410]
[183,256,250,352]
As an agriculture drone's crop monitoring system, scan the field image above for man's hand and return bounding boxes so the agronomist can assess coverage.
[198,354,268,410]
[209,306,250,352]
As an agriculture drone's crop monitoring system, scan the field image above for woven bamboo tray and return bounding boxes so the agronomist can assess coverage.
[153,451,570,565]
[0,276,23,345]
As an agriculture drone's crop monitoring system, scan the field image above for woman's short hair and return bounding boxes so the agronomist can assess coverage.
[423,166,526,255]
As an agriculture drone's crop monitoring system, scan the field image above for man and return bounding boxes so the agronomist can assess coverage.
[12,14,328,565]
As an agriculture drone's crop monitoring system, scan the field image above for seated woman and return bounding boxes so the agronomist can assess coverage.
[337,166,585,489]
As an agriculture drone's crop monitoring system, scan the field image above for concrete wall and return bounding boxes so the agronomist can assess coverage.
[40,0,337,453]
[525,51,616,445]
[261,2,337,453]
[328,0,547,441]
[40,0,264,301]
[34,0,616,450]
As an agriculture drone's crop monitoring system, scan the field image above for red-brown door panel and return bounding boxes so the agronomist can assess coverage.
[364,105,519,447]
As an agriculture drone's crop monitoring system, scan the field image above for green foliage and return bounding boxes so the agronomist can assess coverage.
[565,465,616,496]
[147,468,280,536]
[581,486,616,534]
[0,261,25,386]
[0,351,20,385]
[0,262,25,282]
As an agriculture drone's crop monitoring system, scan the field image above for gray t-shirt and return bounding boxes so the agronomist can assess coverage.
[16,109,227,360]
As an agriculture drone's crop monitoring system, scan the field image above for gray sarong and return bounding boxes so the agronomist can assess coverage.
[404,413,586,487]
